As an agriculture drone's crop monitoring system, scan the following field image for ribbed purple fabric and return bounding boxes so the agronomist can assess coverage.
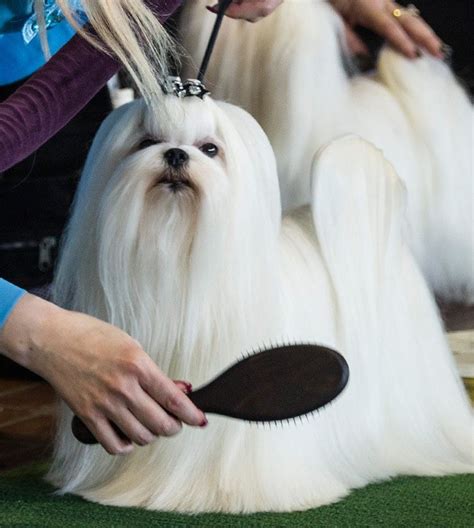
[0,0,182,172]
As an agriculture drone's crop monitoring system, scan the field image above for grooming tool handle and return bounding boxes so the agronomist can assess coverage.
[197,0,233,82]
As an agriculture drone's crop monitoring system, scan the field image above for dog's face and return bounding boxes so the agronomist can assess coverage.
[129,97,230,205]
[93,97,232,240]
[61,95,282,307]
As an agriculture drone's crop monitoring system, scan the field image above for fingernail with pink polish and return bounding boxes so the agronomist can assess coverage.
[200,418,208,428]
[175,380,193,393]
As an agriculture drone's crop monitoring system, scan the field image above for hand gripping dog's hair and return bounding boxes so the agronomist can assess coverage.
[48,94,472,512]
[180,0,474,305]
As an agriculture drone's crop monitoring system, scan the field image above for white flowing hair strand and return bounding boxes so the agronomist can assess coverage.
[54,0,177,108]
[34,0,52,60]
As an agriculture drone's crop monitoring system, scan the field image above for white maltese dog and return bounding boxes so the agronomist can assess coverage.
[180,0,474,304]
[47,93,472,512]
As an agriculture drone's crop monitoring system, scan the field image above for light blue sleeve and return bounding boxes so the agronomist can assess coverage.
[0,278,26,329]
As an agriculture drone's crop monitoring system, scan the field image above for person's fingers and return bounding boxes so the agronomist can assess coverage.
[107,407,157,446]
[206,4,263,22]
[395,12,443,58]
[74,378,195,452]
[140,363,207,427]
[128,389,183,437]
[82,413,134,455]
[173,380,193,393]
[224,0,277,18]
[365,10,419,58]
[345,23,370,56]
[207,0,282,22]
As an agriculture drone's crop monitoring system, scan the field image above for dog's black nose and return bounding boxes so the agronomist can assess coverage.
[164,148,189,168]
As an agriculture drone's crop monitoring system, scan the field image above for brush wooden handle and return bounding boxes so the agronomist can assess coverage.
[71,344,349,445]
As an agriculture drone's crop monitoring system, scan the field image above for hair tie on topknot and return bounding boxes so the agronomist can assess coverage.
[162,76,210,99]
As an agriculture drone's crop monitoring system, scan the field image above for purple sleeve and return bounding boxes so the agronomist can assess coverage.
[0,0,182,173]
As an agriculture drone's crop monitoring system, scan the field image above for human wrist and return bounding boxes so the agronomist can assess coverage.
[0,293,64,373]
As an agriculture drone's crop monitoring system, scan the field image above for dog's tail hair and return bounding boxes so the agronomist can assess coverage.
[378,49,474,303]
[311,135,473,476]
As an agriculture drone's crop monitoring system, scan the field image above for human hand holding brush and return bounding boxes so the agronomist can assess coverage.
[72,344,349,446]
[0,293,206,455]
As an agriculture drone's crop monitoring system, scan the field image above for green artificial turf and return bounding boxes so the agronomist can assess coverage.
[0,464,472,528]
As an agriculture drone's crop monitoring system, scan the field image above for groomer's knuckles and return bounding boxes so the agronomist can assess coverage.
[141,367,206,427]
[211,0,283,22]
[95,350,205,430]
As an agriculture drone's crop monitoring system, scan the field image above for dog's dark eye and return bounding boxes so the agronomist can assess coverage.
[200,143,219,158]
[137,138,161,150]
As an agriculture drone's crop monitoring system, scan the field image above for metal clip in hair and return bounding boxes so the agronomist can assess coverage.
[183,79,210,99]
[163,76,186,98]
[162,76,210,99]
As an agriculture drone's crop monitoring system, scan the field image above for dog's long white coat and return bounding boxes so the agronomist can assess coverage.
[180,0,474,304]
[47,96,473,513]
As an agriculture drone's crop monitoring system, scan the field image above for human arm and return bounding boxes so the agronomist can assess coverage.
[0,0,183,173]
[0,289,206,455]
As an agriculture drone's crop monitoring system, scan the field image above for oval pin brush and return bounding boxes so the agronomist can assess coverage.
[72,344,349,444]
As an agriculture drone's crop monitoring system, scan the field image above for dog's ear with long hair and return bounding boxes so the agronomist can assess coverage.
[74,101,144,206]
[214,101,282,235]
[53,101,144,309]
